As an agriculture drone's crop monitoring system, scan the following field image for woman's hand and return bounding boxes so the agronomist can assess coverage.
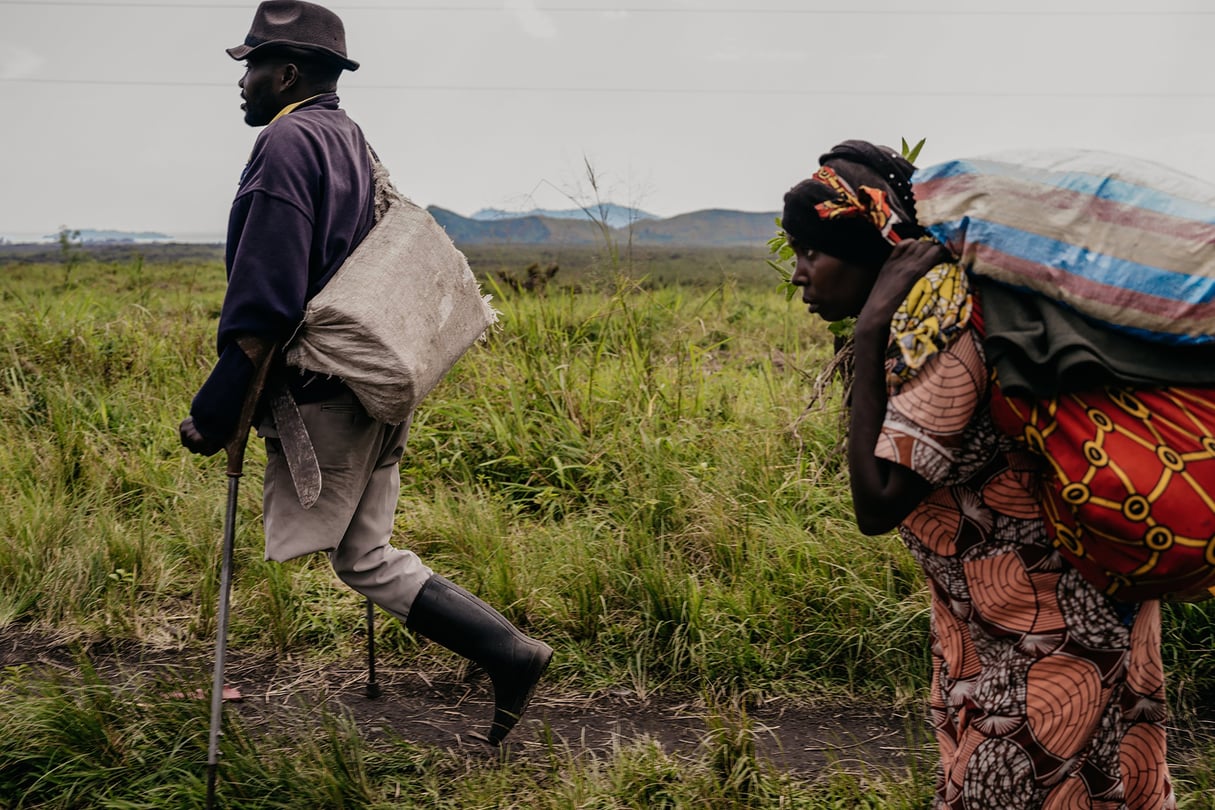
[856,239,951,335]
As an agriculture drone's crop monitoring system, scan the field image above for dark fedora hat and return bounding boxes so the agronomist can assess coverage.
[227,0,359,71]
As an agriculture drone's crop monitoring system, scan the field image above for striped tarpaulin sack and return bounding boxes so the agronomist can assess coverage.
[912,149,1215,346]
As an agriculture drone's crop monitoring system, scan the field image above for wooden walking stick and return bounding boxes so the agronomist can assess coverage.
[205,337,276,810]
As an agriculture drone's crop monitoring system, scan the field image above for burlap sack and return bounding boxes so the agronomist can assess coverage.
[285,156,497,424]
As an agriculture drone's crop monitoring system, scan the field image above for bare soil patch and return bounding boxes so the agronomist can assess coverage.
[3,626,1211,779]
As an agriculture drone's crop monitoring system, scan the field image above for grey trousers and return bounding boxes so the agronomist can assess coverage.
[261,390,433,622]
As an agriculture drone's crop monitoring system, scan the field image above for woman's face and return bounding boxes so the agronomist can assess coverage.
[789,243,879,322]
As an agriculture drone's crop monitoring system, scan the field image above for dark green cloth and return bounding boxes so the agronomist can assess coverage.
[976,277,1215,397]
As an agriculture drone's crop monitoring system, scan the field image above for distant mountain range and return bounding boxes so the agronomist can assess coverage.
[6,205,780,248]
[471,204,657,230]
[430,206,780,247]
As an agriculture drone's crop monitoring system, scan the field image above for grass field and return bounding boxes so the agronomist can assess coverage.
[1,247,1214,808]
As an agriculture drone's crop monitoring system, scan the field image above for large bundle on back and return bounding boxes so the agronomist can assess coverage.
[914,149,1215,345]
[912,150,1215,602]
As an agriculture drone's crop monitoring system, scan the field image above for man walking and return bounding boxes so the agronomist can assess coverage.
[179,0,551,746]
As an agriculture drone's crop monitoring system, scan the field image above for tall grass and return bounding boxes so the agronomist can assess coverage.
[0,259,937,698]
[2,256,1214,806]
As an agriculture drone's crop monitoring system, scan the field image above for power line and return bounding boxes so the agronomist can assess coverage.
[1,1,1213,13]
[2,76,1211,98]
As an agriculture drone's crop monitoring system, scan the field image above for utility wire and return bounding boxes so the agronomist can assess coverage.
[1,76,1210,98]
[1,1,1213,13]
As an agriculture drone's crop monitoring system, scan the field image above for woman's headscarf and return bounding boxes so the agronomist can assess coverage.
[782,140,923,269]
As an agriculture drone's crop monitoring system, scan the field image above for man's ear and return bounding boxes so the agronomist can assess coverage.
[279,62,300,91]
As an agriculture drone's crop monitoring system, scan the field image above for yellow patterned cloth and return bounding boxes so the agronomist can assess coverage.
[886,259,974,388]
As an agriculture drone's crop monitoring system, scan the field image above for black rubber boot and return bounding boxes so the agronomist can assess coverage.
[405,574,553,745]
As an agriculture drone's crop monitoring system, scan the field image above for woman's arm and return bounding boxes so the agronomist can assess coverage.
[847,240,950,535]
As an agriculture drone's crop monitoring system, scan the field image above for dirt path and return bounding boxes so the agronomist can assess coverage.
[3,627,1211,778]
[318,664,928,774]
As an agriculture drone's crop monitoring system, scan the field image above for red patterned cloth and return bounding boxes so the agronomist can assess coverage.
[989,383,1215,602]
[892,263,1215,603]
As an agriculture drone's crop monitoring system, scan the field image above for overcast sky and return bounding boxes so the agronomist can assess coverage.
[2,0,1215,241]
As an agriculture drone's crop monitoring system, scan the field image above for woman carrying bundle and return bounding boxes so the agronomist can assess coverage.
[781,140,1175,809]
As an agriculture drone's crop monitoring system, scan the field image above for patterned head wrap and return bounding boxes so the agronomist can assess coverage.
[782,140,923,269]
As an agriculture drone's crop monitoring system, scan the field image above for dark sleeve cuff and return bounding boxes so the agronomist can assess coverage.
[190,342,255,445]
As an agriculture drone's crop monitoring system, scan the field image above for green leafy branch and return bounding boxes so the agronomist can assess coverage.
[765,221,797,302]
[901,136,926,165]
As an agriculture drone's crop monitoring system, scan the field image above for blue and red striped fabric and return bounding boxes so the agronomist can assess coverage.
[912,149,1215,346]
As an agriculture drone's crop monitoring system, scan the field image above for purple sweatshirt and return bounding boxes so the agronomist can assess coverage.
[191,93,375,442]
